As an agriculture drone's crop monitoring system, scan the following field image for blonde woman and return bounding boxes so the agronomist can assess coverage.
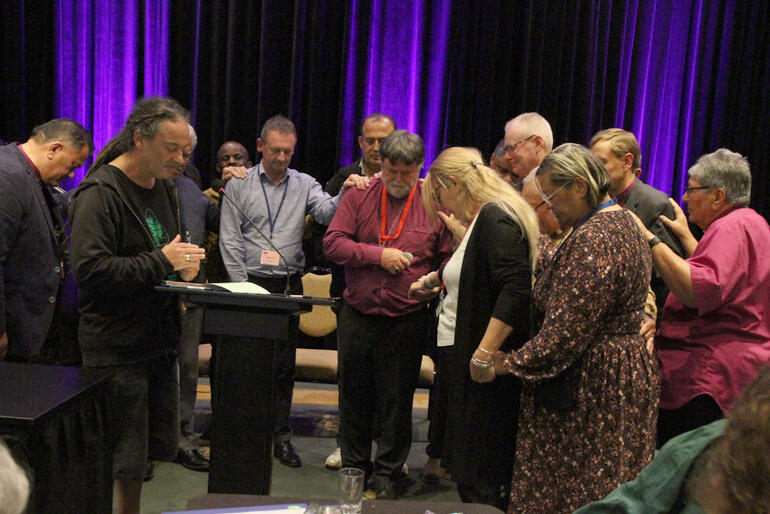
[409,146,539,509]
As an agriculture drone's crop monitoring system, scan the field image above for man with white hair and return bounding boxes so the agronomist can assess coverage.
[503,112,554,188]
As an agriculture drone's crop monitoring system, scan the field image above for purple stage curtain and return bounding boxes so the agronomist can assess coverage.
[339,0,451,173]
[54,0,169,188]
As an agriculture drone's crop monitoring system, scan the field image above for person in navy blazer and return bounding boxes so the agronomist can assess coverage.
[0,119,92,361]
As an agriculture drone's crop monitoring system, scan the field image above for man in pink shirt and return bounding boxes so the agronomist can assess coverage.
[633,148,770,446]
[324,130,452,498]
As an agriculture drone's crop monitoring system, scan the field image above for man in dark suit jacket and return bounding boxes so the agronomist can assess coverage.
[0,119,92,361]
[590,128,685,317]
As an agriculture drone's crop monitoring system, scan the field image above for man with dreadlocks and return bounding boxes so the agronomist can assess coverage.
[69,96,205,514]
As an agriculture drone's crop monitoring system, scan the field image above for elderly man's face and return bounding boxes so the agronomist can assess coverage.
[216,142,249,175]
[682,177,718,230]
[522,179,563,237]
[504,123,542,180]
[381,158,420,198]
[358,118,395,173]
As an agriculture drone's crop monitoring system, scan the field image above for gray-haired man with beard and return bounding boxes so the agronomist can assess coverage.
[323,130,452,498]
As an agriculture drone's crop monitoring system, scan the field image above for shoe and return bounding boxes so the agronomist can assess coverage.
[274,441,302,467]
[177,448,210,472]
[373,480,398,500]
[421,457,445,484]
[143,461,154,482]
[325,447,342,470]
[401,462,409,476]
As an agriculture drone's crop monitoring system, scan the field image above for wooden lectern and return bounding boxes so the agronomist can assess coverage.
[157,285,335,495]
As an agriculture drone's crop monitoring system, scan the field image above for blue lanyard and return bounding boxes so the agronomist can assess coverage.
[258,165,289,238]
[574,197,617,231]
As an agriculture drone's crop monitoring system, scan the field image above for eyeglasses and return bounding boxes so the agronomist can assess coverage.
[536,178,572,208]
[432,175,449,204]
[684,185,712,194]
[503,135,535,156]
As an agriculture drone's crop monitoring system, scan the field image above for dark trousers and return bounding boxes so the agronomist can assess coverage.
[178,304,204,450]
[425,345,451,460]
[337,303,428,481]
[248,273,303,440]
[657,394,724,447]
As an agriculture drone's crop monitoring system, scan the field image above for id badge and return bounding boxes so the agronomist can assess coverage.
[260,249,280,266]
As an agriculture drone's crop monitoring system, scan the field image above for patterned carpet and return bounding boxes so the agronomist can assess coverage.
[194,381,430,440]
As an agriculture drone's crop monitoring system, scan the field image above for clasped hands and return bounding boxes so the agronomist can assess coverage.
[162,234,206,281]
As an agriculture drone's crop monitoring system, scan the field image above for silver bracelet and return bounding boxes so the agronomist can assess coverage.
[476,347,492,356]
[470,356,493,368]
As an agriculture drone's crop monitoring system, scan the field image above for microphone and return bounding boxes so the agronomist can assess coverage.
[218,186,292,295]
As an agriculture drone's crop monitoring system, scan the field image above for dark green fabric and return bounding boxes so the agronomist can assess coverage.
[574,419,726,513]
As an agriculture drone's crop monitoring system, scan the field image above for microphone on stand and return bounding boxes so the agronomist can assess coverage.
[218,186,292,295]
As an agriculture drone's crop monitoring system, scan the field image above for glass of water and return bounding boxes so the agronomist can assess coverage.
[336,467,365,514]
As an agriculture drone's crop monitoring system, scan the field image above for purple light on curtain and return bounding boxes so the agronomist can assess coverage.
[143,0,169,96]
[616,0,733,201]
[55,0,169,188]
[339,0,362,163]
[340,0,451,172]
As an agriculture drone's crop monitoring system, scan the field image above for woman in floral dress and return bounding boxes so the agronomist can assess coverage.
[483,143,660,513]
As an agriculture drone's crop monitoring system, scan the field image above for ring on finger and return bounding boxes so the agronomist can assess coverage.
[185,254,190,263]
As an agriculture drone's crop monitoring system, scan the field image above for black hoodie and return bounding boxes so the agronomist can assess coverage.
[69,165,184,366]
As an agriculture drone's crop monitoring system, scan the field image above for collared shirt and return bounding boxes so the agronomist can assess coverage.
[219,162,342,281]
[323,179,453,317]
[656,207,770,412]
[17,144,42,185]
[614,176,637,207]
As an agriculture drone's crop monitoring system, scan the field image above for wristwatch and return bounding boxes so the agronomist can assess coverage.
[648,236,662,248]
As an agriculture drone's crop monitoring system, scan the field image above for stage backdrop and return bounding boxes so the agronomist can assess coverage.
[1,0,768,218]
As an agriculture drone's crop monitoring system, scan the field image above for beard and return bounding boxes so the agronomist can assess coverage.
[386,180,412,198]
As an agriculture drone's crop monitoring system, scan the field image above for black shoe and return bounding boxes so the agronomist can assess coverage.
[143,461,154,482]
[177,448,210,471]
[273,441,302,467]
[374,480,397,500]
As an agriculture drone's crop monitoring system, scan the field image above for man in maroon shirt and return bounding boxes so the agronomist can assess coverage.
[324,130,452,498]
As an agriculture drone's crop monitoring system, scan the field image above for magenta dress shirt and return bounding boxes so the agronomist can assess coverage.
[656,207,770,412]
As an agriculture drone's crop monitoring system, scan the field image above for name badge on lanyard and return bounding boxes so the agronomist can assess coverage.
[260,249,281,266]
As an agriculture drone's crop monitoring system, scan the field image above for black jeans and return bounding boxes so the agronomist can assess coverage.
[337,303,428,481]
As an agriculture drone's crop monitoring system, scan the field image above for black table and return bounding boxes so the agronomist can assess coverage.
[0,362,112,513]
[185,494,506,513]
[157,285,336,495]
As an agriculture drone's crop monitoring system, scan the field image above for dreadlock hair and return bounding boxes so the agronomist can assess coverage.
[87,96,189,176]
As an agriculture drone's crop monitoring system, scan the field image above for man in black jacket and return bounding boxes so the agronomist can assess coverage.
[0,119,92,362]
[590,128,685,317]
[70,97,205,514]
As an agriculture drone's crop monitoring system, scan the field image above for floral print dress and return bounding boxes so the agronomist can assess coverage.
[503,209,660,513]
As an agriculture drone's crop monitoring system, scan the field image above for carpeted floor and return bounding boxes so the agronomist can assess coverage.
[138,381,456,513]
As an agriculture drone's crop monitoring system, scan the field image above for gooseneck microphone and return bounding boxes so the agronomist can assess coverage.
[218,186,292,295]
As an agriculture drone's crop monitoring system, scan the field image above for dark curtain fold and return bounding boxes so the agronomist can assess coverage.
[170,0,348,188]
[0,1,55,143]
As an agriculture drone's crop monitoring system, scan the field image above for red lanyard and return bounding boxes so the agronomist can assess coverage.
[379,183,417,246]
